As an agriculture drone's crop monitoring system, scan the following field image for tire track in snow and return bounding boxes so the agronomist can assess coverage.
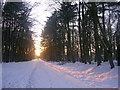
[26,60,53,88]
[3,61,39,88]
[26,61,39,88]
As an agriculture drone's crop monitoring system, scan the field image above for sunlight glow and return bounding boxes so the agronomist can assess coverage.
[35,49,40,56]
[29,0,52,57]
[34,38,41,56]
[34,37,44,57]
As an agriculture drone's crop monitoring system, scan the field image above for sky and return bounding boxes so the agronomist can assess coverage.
[27,0,58,56]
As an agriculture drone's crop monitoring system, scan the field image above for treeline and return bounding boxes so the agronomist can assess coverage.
[2,2,35,62]
[41,2,120,68]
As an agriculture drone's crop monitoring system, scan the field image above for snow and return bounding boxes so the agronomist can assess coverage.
[2,59,118,88]
[0,63,2,90]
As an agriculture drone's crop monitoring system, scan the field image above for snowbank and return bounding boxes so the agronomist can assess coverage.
[0,63,2,89]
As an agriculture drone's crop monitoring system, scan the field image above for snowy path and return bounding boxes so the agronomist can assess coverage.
[2,59,87,88]
[2,59,118,88]
[25,60,88,88]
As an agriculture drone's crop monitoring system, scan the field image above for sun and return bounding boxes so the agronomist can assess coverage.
[35,49,40,56]
[34,36,44,57]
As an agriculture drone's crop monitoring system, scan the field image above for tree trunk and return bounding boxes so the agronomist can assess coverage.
[67,22,72,62]
[78,2,83,59]
[91,3,101,66]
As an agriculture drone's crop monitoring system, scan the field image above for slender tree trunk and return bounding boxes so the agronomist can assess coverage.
[117,44,120,66]
[78,2,83,59]
[71,23,75,63]
[92,3,114,68]
[91,3,101,66]
[81,3,87,64]
[102,3,108,62]
[67,22,72,62]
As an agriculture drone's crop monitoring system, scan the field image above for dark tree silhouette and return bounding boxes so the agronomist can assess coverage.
[2,2,35,62]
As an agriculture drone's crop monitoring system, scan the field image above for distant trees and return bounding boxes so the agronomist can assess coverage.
[41,2,78,62]
[2,2,35,62]
[41,11,59,61]
[41,2,119,68]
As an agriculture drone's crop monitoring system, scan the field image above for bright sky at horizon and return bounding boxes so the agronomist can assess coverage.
[28,0,56,56]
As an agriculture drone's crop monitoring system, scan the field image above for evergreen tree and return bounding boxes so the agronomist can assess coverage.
[41,2,119,68]
[2,2,35,62]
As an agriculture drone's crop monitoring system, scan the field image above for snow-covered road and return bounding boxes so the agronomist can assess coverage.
[2,59,87,88]
[26,59,89,88]
[2,59,118,88]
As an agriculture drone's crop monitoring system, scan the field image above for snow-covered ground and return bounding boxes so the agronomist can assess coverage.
[0,63,2,90]
[2,59,118,88]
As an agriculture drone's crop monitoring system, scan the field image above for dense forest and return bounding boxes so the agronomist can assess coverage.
[2,2,35,62]
[40,2,120,68]
[1,1,119,88]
